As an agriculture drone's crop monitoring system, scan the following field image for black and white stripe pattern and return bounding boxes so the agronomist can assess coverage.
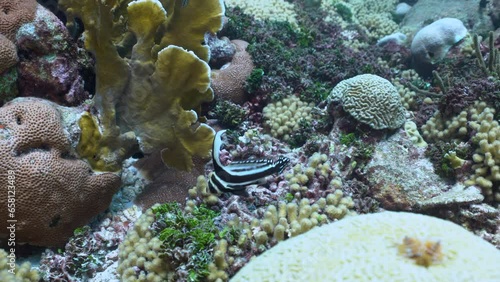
[209,130,290,194]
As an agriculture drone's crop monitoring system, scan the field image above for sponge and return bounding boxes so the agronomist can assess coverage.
[411,18,467,64]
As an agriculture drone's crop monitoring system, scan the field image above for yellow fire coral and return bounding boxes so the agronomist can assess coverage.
[59,0,224,171]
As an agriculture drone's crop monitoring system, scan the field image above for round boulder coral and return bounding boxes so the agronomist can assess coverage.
[328,74,406,130]
[0,97,121,247]
[211,39,254,105]
[0,34,17,74]
[411,18,467,64]
[231,211,500,281]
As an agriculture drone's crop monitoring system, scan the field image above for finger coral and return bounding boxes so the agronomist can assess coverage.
[0,97,121,247]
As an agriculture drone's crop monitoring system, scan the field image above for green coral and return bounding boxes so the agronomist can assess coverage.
[334,2,353,22]
[152,202,219,281]
[60,0,224,171]
[0,68,18,105]
[244,68,264,94]
[339,132,356,146]
[212,100,247,129]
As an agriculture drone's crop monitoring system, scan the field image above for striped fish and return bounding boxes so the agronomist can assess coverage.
[209,130,290,194]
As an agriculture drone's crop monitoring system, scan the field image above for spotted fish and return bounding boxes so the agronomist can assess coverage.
[209,130,290,194]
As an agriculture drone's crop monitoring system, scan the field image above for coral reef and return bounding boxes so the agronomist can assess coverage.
[0,0,498,281]
[0,97,120,247]
[117,203,221,281]
[0,0,38,41]
[422,101,499,202]
[38,205,141,280]
[223,0,298,26]
[0,34,17,74]
[362,129,483,211]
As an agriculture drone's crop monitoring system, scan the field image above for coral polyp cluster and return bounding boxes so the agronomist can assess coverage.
[398,236,444,267]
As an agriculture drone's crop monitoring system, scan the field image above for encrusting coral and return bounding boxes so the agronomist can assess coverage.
[0,97,121,247]
[15,3,90,106]
[58,0,225,171]
[211,39,255,105]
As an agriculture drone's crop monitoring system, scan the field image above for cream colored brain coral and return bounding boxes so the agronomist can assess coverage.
[0,97,121,247]
[231,211,500,282]
[329,74,406,129]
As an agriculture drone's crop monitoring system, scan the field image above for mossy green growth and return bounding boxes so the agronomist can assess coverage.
[0,68,18,105]
[212,100,247,129]
[152,203,220,282]
[340,132,357,146]
[300,81,330,104]
[77,112,120,172]
[245,68,264,94]
[334,2,353,22]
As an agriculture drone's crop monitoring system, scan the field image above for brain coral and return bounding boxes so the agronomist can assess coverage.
[231,211,500,282]
[0,0,38,41]
[0,98,121,247]
[328,74,406,130]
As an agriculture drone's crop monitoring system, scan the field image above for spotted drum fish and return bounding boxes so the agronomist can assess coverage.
[208,130,290,194]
